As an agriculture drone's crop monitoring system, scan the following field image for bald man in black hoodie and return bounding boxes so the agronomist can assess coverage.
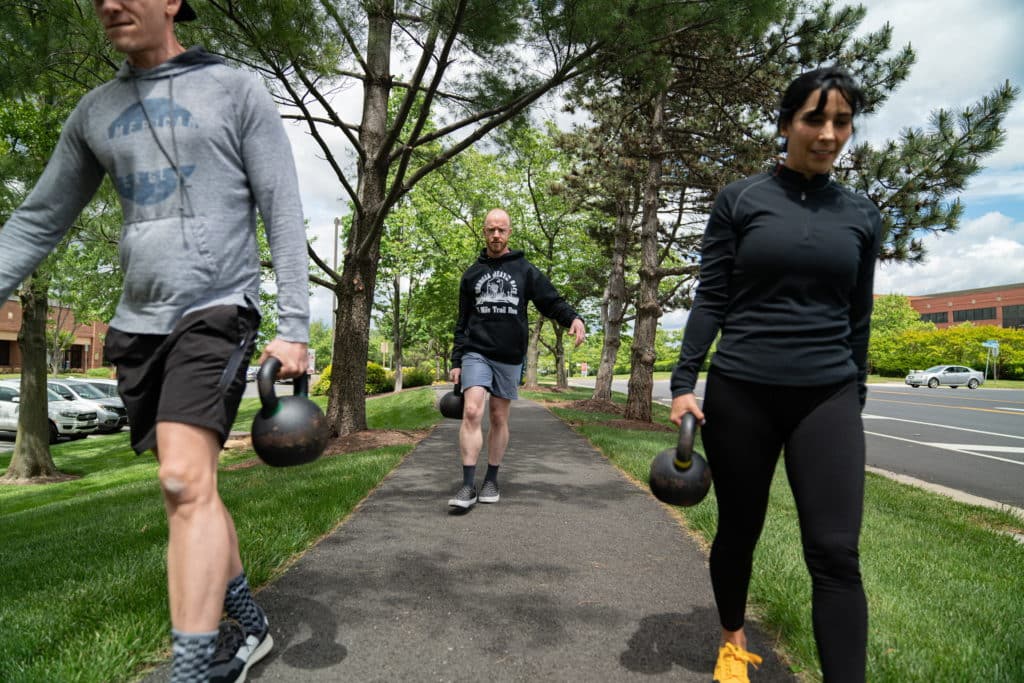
[447,209,586,509]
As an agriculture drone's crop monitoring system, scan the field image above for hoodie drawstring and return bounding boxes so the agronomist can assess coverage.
[131,74,191,245]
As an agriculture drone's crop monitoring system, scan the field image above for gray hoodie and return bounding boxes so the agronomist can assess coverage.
[0,47,309,342]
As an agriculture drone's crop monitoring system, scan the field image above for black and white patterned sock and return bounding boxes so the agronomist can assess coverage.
[224,572,267,637]
[170,629,217,683]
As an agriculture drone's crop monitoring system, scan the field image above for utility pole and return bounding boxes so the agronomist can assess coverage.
[331,217,340,364]
[332,217,340,319]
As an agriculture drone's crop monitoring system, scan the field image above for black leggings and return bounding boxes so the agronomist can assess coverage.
[702,368,867,682]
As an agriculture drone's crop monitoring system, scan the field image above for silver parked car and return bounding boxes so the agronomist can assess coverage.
[905,365,984,389]
[81,378,120,398]
[0,381,99,443]
[48,379,129,433]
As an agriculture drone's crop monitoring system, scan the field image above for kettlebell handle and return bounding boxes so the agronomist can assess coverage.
[454,382,462,396]
[674,412,698,470]
[257,357,310,418]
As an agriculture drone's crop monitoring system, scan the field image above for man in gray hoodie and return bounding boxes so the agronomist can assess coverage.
[0,1,307,680]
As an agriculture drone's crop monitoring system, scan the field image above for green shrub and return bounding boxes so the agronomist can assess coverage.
[311,364,331,396]
[87,367,115,378]
[314,363,448,395]
[869,324,1024,378]
[365,362,391,395]
[401,366,434,388]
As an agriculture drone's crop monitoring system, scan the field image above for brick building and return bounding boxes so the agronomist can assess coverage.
[907,282,1024,330]
[0,297,110,373]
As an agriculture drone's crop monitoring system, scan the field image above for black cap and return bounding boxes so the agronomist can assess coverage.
[174,0,197,22]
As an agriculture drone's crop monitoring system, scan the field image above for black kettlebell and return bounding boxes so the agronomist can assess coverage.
[649,412,711,507]
[439,382,464,420]
[251,357,329,467]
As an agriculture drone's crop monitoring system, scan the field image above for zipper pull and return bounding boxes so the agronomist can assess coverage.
[801,191,806,201]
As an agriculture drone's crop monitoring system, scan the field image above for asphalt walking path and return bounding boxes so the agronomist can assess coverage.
[149,390,796,682]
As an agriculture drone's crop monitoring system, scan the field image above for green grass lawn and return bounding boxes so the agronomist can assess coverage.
[521,386,1024,683]
[0,387,440,683]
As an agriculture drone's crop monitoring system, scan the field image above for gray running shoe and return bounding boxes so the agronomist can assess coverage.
[478,479,500,503]
[448,484,477,509]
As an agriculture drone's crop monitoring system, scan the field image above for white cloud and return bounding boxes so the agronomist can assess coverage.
[661,308,690,331]
[855,0,1024,208]
[280,97,361,325]
[874,212,1024,295]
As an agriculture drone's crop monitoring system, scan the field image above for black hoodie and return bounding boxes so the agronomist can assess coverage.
[452,249,581,367]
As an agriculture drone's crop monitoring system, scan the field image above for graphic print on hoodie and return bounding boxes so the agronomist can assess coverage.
[473,269,520,315]
[108,98,196,206]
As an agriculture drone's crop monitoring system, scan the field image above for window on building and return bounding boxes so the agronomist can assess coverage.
[920,311,949,324]
[952,307,996,323]
[1003,304,1024,329]
[0,340,9,366]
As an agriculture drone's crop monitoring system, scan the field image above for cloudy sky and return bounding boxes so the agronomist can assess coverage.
[283,0,1024,325]
[856,0,1024,296]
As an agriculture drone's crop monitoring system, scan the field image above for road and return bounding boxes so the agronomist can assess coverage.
[570,377,1024,510]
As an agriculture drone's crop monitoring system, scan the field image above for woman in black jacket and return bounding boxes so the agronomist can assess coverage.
[669,67,882,683]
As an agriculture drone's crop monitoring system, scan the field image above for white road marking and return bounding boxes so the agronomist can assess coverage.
[921,445,1024,454]
[864,431,1024,466]
[995,407,1024,413]
[862,414,1024,441]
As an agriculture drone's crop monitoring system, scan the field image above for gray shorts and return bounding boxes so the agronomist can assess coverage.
[460,352,522,400]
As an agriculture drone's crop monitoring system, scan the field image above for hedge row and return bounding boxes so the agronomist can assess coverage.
[311,362,436,396]
[869,324,1024,378]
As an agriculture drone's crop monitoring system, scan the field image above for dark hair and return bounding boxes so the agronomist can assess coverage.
[778,67,865,136]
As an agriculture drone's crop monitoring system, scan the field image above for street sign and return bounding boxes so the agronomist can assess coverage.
[981,340,999,349]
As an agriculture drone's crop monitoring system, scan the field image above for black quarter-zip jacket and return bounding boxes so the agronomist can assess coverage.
[452,249,581,367]
[671,164,883,405]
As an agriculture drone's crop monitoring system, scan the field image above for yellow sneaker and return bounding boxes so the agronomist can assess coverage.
[713,641,763,683]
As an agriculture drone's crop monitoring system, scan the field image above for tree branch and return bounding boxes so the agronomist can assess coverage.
[318,0,369,73]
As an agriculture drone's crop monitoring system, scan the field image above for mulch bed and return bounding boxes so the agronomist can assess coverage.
[553,398,675,432]
[222,429,432,470]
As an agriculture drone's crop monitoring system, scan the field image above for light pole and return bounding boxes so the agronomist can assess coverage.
[332,217,340,318]
[330,217,340,364]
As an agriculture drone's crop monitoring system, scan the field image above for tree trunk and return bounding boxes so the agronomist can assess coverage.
[625,91,666,422]
[592,200,634,401]
[324,3,392,437]
[554,326,568,390]
[4,276,58,480]
[522,316,544,388]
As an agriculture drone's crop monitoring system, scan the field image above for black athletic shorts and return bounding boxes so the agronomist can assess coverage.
[103,305,260,455]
